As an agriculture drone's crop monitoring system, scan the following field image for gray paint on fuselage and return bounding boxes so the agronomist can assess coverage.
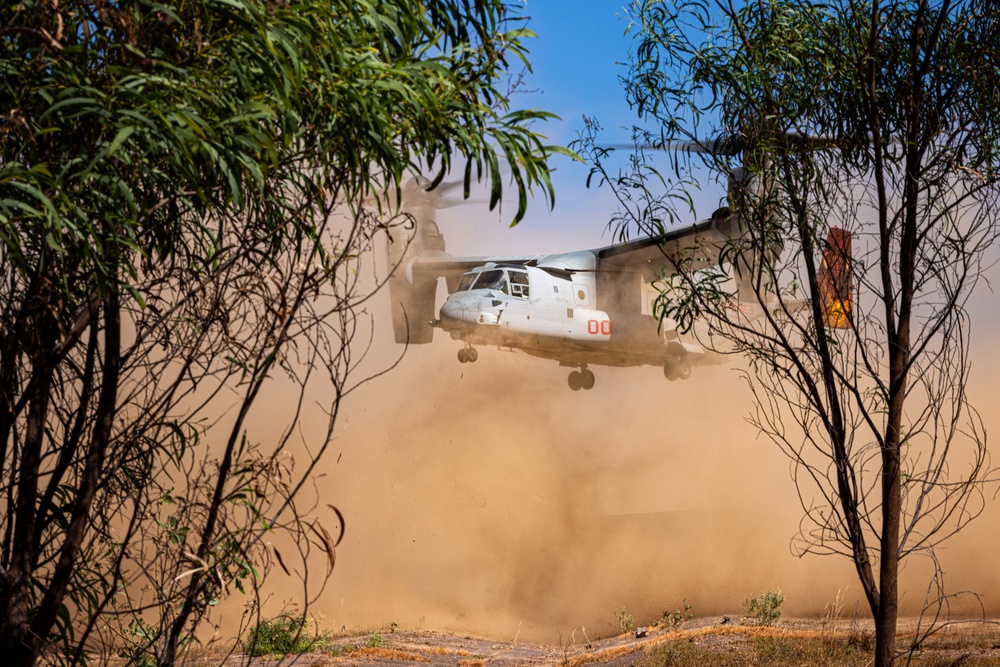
[437,258,708,369]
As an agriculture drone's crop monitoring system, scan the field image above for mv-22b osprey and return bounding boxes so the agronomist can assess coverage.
[385,140,852,391]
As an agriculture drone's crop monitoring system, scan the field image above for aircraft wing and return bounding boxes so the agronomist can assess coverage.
[405,216,727,288]
[596,218,723,282]
[408,252,537,291]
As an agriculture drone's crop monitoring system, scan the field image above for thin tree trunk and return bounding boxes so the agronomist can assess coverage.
[26,291,121,664]
[0,275,58,665]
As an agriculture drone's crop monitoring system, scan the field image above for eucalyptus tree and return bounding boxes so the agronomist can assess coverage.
[0,0,564,664]
[581,1,1000,665]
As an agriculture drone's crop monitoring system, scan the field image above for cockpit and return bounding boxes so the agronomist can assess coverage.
[455,267,530,299]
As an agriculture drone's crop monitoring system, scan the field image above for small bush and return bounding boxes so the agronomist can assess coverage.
[243,613,330,657]
[745,590,785,626]
[615,606,635,634]
[661,599,693,630]
[116,618,159,667]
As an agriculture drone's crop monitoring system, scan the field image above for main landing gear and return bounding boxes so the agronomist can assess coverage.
[568,365,596,391]
[457,345,478,363]
[663,356,692,381]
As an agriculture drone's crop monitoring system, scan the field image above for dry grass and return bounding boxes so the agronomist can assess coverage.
[96,618,1000,667]
[639,633,872,667]
[564,622,1000,667]
[562,625,855,667]
[415,645,472,656]
[337,646,432,662]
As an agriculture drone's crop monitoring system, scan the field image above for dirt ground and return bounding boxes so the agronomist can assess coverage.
[212,616,1000,667]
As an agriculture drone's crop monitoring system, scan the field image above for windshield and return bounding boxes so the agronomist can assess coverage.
[456,272,476,293]
[455,268,529,297]
[473,269,508,294]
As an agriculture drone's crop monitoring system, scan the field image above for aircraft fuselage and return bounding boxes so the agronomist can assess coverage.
[435,257,715,386]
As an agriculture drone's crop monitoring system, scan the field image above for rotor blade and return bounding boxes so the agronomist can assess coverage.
[609,135,744,156]
[783,131,838,149]
[428,179,467,196]
[403,174,465,199]
[613,131,836,155]
[660,136,744,156]
[400,174,492,210]
[435,193,489,209]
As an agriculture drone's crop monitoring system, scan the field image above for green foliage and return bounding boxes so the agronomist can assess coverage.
[0,0,564,663]
[745,590,785,626]
[652,268,729,335]
[615,606,635,634]
[242,613,330,657]
[1,0,559,296]
[661,599,693,630]
[115,618,159,667]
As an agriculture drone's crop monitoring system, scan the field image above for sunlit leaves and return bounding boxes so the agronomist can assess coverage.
[1,0,559,308]
[0,1,562,663]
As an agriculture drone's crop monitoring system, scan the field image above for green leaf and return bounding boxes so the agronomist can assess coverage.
[106,126,136,158]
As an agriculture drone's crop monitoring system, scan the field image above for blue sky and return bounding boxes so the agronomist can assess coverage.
[437,2,644,253]
[518,1,638,148]
[437,1,726,255]
[512,1,646,246]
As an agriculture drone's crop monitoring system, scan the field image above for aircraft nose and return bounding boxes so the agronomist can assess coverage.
[440,296,477,325]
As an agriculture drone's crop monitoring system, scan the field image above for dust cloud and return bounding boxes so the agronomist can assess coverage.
[241,217,1000,645]
[285,317,998,643]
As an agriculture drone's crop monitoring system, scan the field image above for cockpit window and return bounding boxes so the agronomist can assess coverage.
[456,268,528,297]
[508,269,529,298]
[473,269,508,294]
[456,272,477,293]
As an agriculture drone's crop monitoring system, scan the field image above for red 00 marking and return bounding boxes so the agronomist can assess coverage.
[588,319,612,335]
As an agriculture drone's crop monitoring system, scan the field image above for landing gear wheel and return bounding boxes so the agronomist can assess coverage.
[581,369,596,390]
[675,358,692,380]
[466,347,478,362]
[663,360,678,381]
[457,348,468,363]
[568,370,583,391]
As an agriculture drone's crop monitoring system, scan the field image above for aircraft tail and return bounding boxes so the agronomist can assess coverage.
[817,227,853,329]
[385,179,447,344]
[713,209,854,328]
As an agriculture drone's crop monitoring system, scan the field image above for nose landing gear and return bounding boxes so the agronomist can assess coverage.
[568,365,596,391]
[457,345,478,363]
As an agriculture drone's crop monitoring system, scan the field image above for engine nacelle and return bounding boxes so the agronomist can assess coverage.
[388,272,438,344]
[384,187,448,344]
